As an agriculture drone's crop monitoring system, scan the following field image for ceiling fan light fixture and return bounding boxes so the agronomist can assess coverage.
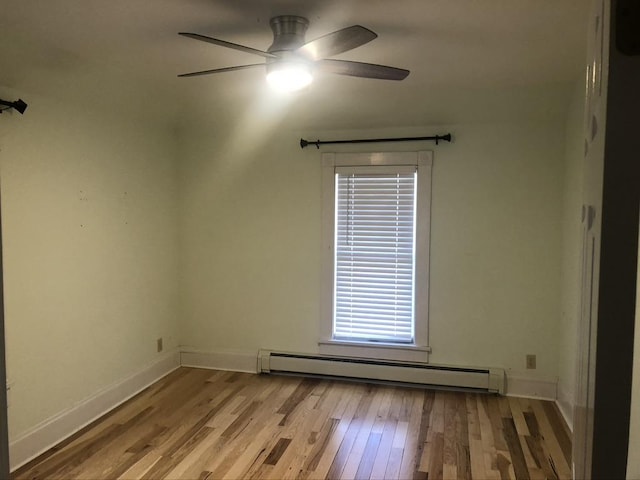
[266,62,313,92]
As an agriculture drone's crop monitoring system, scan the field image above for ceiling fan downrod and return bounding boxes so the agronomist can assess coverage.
[268,16,309,53]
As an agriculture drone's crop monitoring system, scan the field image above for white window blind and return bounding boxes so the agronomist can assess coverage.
[333,166,417,343]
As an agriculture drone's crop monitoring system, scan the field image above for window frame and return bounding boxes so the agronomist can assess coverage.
[320,151,432,363]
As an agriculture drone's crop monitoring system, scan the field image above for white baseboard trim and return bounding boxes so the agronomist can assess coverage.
[180,351,560,402]
[505,374,558,401]
[7,350,561,473]
[556,385,575,432]
[180,348,258,374]
[9,350,180,472]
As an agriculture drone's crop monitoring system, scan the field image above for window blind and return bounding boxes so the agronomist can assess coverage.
[333,167,417,343]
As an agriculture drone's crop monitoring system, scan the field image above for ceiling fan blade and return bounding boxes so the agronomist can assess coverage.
[296,25,377,61]
[179,32,277,59]
[178,63,264,78]
[317,59,409,80]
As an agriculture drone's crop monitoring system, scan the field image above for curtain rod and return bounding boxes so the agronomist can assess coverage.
[299,133,451,149]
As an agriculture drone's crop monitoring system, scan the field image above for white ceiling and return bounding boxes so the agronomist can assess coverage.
[0,0,588,129]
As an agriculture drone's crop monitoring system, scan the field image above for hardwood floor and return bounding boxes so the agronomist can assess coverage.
[13,367,572,480]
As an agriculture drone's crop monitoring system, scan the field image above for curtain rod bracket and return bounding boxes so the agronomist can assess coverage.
[300,133,451,149]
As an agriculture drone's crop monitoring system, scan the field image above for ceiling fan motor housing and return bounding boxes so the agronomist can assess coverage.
[268,16,309,53]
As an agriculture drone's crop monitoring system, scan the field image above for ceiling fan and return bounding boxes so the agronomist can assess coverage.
[178,15,410,92]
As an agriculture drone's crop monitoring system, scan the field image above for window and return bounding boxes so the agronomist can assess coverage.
[320,152,432,362]
[334,167,416,343]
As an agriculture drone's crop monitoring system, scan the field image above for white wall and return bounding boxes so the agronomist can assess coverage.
[178,114,567,385]
[0,83,576,459]
[557,80,586,428]
[0,90,180,440]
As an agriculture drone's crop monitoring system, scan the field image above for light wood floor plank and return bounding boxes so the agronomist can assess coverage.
[369,417,397,480]
[530,399,572,479]
[466,395,487,480]
[398,389,426,480]
[340,391,383,480]
[12,368,573,480]
[306,388,363,480]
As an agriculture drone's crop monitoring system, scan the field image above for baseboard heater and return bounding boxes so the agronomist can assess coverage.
[258,350,505,394]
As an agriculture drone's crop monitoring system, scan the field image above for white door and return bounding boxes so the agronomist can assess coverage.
[573,0,608,477]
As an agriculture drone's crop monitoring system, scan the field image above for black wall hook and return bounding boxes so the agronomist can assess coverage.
[0,98,28,115]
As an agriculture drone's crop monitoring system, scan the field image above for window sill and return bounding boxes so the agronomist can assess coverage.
[318,340,431,363]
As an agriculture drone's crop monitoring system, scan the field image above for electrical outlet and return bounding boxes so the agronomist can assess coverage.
[526,354,537,369]
[157,337,163,353]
